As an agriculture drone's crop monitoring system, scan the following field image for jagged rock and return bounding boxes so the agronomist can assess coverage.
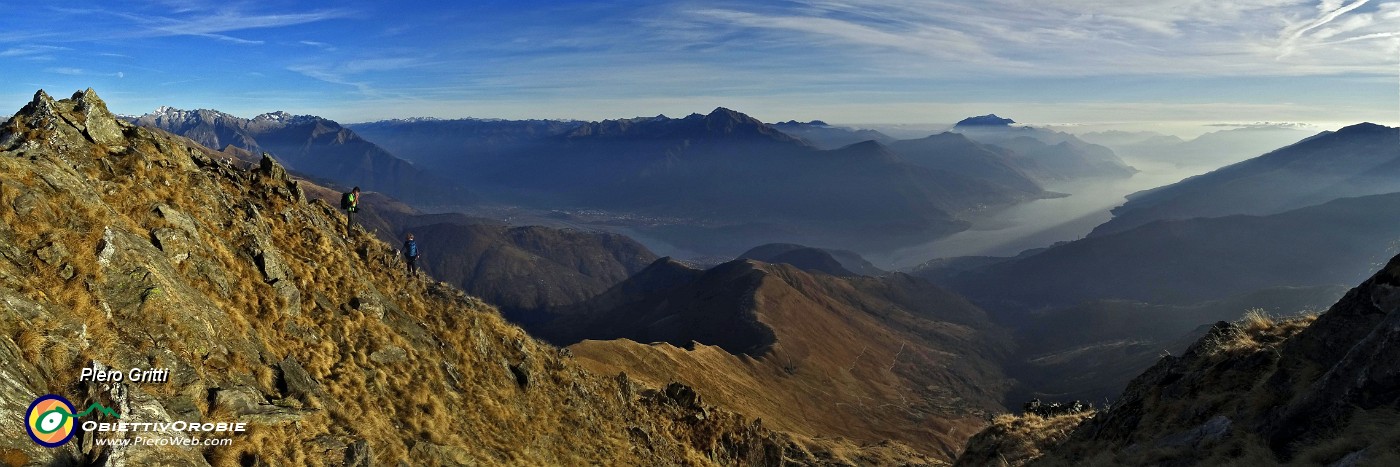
[277,357,325,403]
[0,334,77,465]
[369,346,407,365]
[35,242,68,266]
[151,228,194,263]
[96,227,116,267]
[11,191,45,219]
[349,295,385,320]
[664,382,699,409]
[307,436,347,463]
[211,386,307,424]
[344,439,371,467]
[73,89,125,148]
[76,361,210,467]
[254,154,304,202]
[509,363,530,389]
[249,241,290,284]
[0,90,57,149]
[153,204,200,237]
[0,292,45,320]
[257,153,287,180]
[243,229,300,315]
[272,281,302,316]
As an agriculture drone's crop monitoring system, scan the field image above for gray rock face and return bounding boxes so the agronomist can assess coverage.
[277,357,328,405]
[74,88,126,148]
[211,386,308,424]
[1267,254,1400,451]
[368,345,407,364]
[0,330,80,465]
[1030,254,1400,465]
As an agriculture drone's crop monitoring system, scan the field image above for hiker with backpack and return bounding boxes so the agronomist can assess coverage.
[341,187,360,229]
[404,233,421,277]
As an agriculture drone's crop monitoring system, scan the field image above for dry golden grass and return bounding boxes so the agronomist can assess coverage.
[1206,309,1317,355]
[954,411,1095,467]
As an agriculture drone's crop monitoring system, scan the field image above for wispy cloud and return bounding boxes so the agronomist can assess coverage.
[287,64,378,96]
[0,45,70,60]
[43,67,125,79]
[1279,0,1375,57]
[131,8,351,42]
[299,40,337,51]
[70,5,355,45]
[655,0,1399,78]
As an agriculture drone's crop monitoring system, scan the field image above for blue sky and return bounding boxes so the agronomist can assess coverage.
[1,1,1397,133]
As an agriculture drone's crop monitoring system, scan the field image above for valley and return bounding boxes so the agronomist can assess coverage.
[4,2,1396,465]
[107,90,1400,465]
[873,160,1197,269]
[5,88,1394,467]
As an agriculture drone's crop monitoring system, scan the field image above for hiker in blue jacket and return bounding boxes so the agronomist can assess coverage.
[404,233,421,277]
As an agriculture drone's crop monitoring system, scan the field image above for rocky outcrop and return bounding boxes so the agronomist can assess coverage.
[984,253,1400,465]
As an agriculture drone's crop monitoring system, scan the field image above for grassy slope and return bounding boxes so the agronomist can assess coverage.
[569,264,1012,462]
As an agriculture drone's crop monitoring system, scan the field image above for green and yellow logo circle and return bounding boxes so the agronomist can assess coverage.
[26,395,76,448]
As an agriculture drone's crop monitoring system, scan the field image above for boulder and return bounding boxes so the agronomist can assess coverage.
[73,89,125,148]
[369,346,407,365]
[344,439,371,467]
[277,357,326,403]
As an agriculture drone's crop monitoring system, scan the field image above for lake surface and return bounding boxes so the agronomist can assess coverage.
[871,160,1206,270]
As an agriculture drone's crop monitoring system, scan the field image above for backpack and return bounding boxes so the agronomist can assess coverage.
[405,240,418,258]
[340,192,353,209]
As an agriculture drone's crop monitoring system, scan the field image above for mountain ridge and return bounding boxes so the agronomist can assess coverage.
[1091,122,1400,236]
[130,105,476,207]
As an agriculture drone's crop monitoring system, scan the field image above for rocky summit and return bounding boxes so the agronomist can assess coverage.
[0,89,918,465]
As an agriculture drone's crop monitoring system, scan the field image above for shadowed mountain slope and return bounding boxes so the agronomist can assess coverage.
[966,253,1400,465]
[940,192,1400,312]
[1092,122,1400,236]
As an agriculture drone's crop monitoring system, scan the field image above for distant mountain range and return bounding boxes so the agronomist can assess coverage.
[131,107,476,207]
[351,110,1137,256]
[1080,126,1316,169]
[355,108,1078,255]
[1091,122,1400,236]
[950,114,1137,180]
[768,120,896,149]
[910,121,1400,420]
